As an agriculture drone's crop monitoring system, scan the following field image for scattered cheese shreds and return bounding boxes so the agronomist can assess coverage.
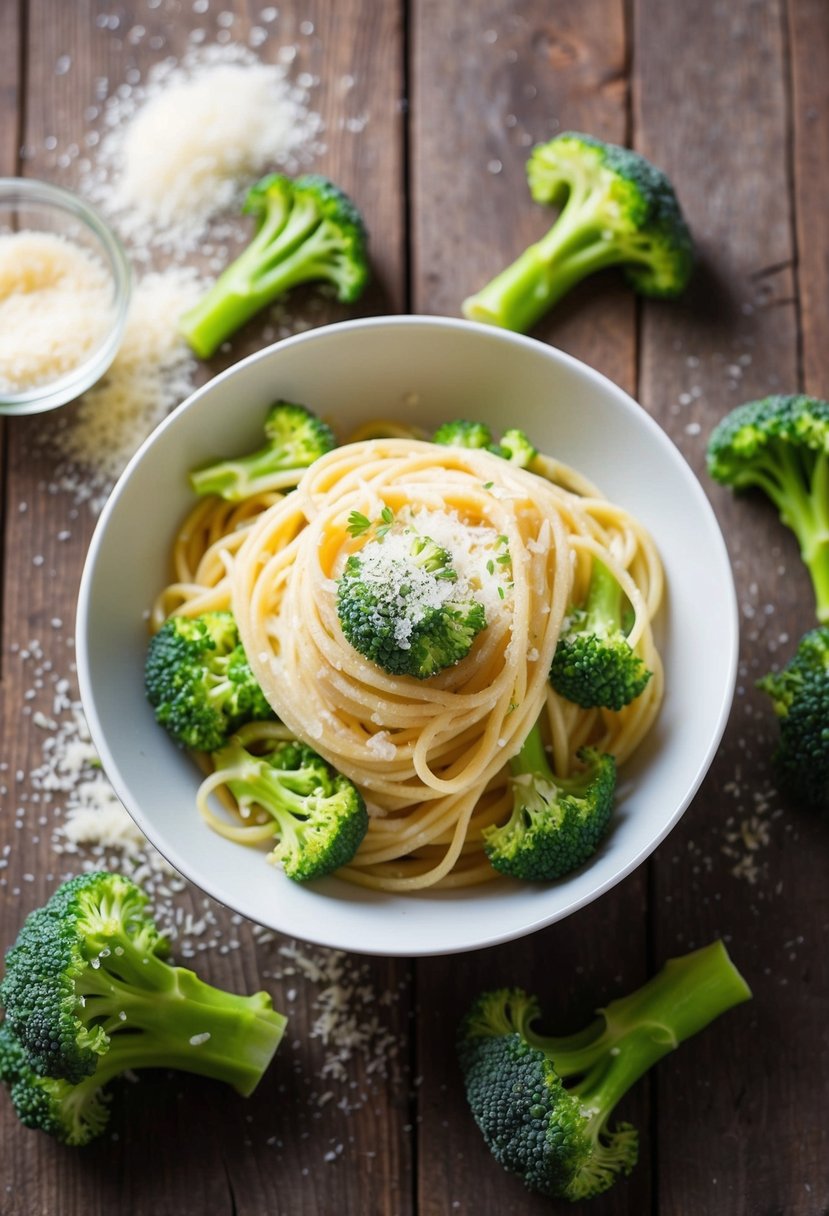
[41,266,204,511]
[0,232,114,394]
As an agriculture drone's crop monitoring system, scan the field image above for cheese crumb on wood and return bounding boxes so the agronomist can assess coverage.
[43,266,204,511]
[0,231,114,394]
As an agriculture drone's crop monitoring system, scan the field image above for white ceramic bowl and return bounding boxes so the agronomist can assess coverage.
[77,316,738,956]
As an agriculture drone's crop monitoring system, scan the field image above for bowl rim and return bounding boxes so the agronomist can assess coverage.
[0,176,132,415]
[76,314,739,956]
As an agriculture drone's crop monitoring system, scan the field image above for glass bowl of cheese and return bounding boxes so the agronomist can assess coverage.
[0,178,131,415]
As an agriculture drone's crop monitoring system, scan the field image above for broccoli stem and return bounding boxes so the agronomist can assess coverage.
[525,941,751,1097]
[78,938,286,1096]
[582,559,624,635]
[509,719,552,780]
[751,448,829,623]
[180,210,338,358]
[463,190,632,331]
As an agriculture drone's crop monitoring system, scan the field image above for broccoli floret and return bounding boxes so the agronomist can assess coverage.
[757,626,829,811]
[190,401,336,501]
[145,610,275,752]
[203,733,368,881]
[432,419,537,469]
[336,531,487,679]
[432,420,495,450]
[550,559,652,710]
[180,173,369,358]
[0,873,286,1144]
[498,428,537,467]
[462,132,693,333]
[482,720,616,881]
[458,942,751,1202]
[707,395,829,623]
[0,1020,118,1146]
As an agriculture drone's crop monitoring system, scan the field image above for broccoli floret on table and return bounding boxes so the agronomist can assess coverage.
[432,419,537,469]
[180,173,369,358]
[482,719,616,881]
[457,942,751,1202]
[190,400,336,501]
[145,610,275,752]
[758,625,829,811]
[550,558,652,710]
[0,1022,110,1147]
[462,131,693,333]
[204,734,368,881]
[707,394,829,624]
[336,531,487,679]
[0,872,287,1145]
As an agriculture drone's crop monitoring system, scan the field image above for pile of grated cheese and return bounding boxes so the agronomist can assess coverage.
[0,231,114,394]
[89,44,324,253]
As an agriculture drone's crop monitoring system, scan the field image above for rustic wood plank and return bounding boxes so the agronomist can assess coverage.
[790,0,829,396]
[635,0,829,1211]
[0,0,21,177]
[411,4,653,1214]
[0,4,412,1215]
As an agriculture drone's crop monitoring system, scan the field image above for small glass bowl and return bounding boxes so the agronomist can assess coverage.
[0,178,131,415]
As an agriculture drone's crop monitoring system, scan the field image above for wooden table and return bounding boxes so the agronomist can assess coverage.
[2,2,828,1212]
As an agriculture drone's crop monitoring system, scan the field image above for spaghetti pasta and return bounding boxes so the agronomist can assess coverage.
[150,427,664,893]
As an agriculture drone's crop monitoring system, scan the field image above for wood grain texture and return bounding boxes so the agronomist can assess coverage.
[0,0,21,177]
[635,0,829,1211]
[0,4,412,1215]
[410,4,651,1214]
[790,0,829,396]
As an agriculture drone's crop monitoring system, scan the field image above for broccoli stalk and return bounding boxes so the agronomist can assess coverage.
[462,132,693,333]
[458,941,751,1202]
[180,173,369,358]
[757,625,829,810]
[190,400,336,501]
[202,732,368,881]
[145,610,275,752]
[0,873,287,1145]
[550,559,652,710]
[336,530,487,679]
[482,720,616,881]
[707,395,829,623]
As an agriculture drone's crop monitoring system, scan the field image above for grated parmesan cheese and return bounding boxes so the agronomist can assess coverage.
[89,46,324,252]
[41,266,204,511]
[0,231,114,394]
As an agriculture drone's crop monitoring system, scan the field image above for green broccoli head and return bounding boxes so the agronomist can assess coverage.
[189,400,336,501]
[459,1024,595,1199]
[336,530,487,679]
[145,610,275,752]
[0,1022,110,1146]
[0,872,286,1144]
[483,723,616,882]
[205,734,368,881]
[463,131,693,333]
[707,395,829,623]
[550,559,652,711]
[432,420,537,469]
[457,944,751,1202]
[757,626,829,811]
[497,428,538,467]
[432,420,495,450]
[180,172,370,358]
